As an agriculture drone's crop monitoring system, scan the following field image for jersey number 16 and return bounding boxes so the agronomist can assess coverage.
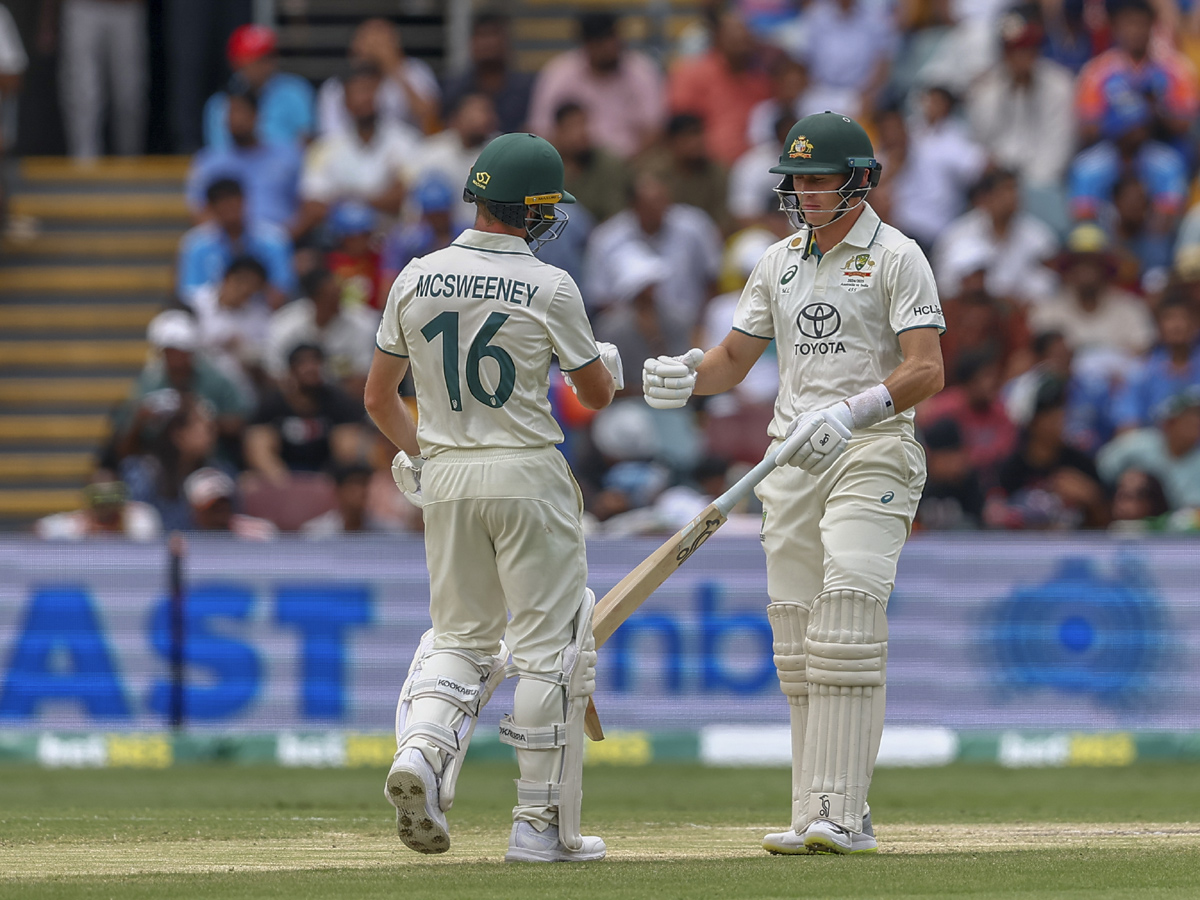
[421,311,516,411]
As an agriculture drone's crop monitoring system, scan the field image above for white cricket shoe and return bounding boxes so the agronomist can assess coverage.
[763,807,877,855]
[384,748,450,854]
[504,821,607,863]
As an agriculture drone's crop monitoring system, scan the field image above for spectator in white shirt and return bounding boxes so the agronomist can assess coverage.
[316,17,438,136]
[934,167,1059,305]
[187,256,272,405]
[887,84,988,249]
[296,62,421,239]
[402,92,497,233]
[728,112,792,234]
[35,472,161,542]
[265,268,377,395]
[584,171,722,328]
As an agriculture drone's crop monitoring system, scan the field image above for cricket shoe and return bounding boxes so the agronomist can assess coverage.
[763,808,877,855]
[803,814,878,855]
[385,748,449,854]
[504,822,607,863]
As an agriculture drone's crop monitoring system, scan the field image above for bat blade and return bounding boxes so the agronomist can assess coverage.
[593,503,728,648]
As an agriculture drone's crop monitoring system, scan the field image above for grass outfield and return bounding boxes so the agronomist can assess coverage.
[2,762,1199,899]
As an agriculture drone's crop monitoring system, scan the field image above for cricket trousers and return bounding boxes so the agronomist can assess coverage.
[756,434,926,833]
[420,445,589,828]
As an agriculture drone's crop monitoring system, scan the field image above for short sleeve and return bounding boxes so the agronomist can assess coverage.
[375,269,410,358]
[545,274,601,372]
[299,140,336,203]
[888,242,946,335]
[731,254,776,340]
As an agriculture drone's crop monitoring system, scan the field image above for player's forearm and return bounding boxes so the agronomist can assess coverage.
[882,353,944,414]
[366,395,419,457]
[694,335,763,396]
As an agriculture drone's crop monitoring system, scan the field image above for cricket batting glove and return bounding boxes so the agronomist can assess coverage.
[391,450,425,508]
[642,347,704,409]
[780,403,853,473]
[564,342,624,393]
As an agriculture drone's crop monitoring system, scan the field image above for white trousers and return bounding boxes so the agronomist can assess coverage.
[60,0,146,160]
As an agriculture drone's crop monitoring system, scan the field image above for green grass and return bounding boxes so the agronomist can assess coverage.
[2,762,1199,899]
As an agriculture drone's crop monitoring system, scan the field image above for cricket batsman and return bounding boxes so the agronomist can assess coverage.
[642,112,945,854]
[364,132,620,862]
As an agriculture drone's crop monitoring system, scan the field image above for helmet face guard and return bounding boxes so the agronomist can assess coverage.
[463,189,570,253]
[773,157,882,232]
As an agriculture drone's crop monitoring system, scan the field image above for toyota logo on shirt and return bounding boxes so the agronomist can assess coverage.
[796,303,842,339]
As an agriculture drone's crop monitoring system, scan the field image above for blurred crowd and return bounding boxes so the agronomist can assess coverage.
[27,1,1200,540]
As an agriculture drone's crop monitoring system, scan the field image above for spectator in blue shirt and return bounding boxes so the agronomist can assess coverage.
[186,89,302,229]
[379,177,464,286]
[203,25,315,151]
[441,12,533,134]
[177,177,295,308]
[1111,292,1200,429]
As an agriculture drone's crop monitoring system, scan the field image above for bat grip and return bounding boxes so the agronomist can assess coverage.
[712,426,810,516]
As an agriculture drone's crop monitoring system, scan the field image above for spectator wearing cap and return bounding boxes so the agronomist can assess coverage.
[35,470,161,541]
[1099,388,1200,508]
[316,18,439,136]
[264,269,377,396]
[441,12,533,134]
[379,176,464,288]
[113,311,250,461]
[1030,223,1155,363]
[887,84,989,250]
[789,0,899,119]
[326,202,384,311]
[918,347,1018,478]
[640,113,732,235]
[401,92,498,233]
[183,468,277,540]
[728,112,793,234]
[301,463,393,536]
[988,378,1110,529]
[967,8,1075,216]
[296,63,420,239]
[119,398,235,533]
[1067,84,1188,227]
[1111,292,1200,429]
[550,102,633,225]
[203,24,315,151]
[245,343,366,488]
[188,256,271,404]
[1075,0,1199,156]
[186,89,303,229]
[915,419,986,529]
[528,12,665,160]
[583,171,723,325]
[934,168,1058,306]
[177,177,295,307]
[667,9,771,166]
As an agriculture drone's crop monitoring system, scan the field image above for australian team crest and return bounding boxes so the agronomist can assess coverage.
[788,135,814,159]
[840,253,876,292]
[851,253,873,271]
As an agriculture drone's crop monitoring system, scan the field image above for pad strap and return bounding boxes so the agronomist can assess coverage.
[398,722,460,757]
[402,675,485,714]
[498,715,569,750]
[515,779,562,807]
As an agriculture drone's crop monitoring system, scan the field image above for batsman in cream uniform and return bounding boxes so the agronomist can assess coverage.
[642,113,945,854]
[364,133,620,863]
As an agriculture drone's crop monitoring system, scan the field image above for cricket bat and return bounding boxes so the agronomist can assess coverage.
[584,425,813,740]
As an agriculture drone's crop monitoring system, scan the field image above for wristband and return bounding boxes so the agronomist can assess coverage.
[845,384,895,429]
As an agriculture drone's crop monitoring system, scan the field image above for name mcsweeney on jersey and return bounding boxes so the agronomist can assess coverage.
[414,272,542,307]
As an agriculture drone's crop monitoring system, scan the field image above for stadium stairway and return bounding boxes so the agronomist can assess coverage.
[0,157,188,529]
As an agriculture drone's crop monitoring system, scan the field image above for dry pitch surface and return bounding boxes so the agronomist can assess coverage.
[2,763,1199,899]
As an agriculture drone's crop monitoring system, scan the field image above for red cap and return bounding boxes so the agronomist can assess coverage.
[227,25,277,67]
[998,11,1043,49]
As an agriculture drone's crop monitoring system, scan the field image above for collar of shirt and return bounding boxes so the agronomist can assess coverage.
[450,228,533,257]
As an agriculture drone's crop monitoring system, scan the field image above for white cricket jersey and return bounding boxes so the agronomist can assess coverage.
[732,204,945,442]
[376,229,601,456]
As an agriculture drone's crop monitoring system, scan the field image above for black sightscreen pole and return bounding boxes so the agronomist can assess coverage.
[168,532,186,732]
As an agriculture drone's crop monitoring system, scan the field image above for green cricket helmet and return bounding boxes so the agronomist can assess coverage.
[770,111,881,231]
[463,132,575,251]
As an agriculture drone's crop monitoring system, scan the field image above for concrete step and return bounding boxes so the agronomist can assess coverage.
[0,341,148,369]
[0,415,110,443]
[0,452,95,481]
[0,488,81,517]
[19,156,190,182]
[9,194,190,222]
[0,378,132,406]
[1,231,181,258]
[0,305,159,331]
[0,266,172,293]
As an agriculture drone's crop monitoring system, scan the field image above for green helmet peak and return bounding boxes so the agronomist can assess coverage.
[465,133,576,206]
[770,112,878,177]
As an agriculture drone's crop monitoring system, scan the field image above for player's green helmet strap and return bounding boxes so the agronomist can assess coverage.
[770,112,877,176]
[465,132,576,205]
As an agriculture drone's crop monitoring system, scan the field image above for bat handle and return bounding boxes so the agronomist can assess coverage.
[713,425,811,516]
[583,697,604,741]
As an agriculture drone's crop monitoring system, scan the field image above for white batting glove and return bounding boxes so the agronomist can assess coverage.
[642,348,704,410]
[564,342,624,393]
[391,450,425,508]
[779,402,853,473]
